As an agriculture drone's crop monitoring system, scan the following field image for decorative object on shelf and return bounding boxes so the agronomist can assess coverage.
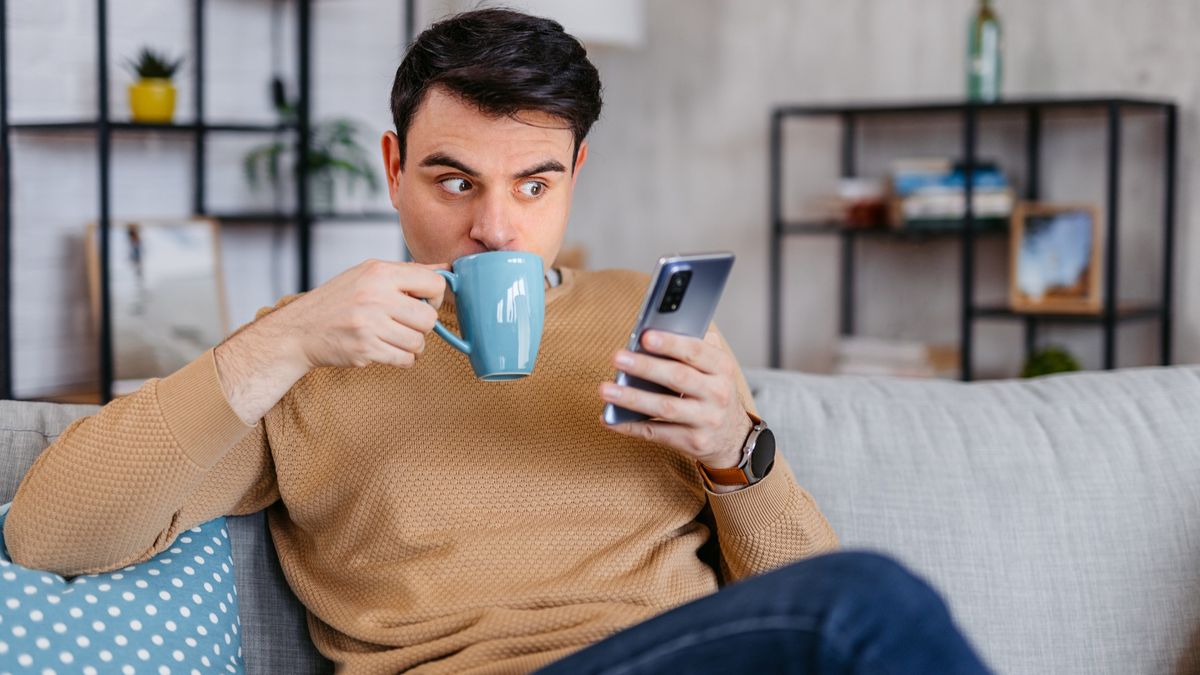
[809,178,888,229]
[243,85,380,213]
[834,336,960,379]
[1009,202,1102,314]
[86,218,228,396]
[1020,345,1081,378]
[887,157,1013,231]
[967,0,1002,102]
[124,47,184,123]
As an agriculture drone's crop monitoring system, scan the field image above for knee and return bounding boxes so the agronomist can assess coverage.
[783,551,950,620]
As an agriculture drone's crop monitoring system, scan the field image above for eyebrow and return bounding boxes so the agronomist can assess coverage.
[417,153,566,180]
[513,160,566,179]
[418,152,479,177]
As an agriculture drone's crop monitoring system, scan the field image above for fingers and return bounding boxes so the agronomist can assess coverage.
[602,418,698,453]
[639,330,728,376]
[377,320,426,356]
[355,259,448,307]
[599,380,706,427]
[382,295,439,335]
[612,349,711,400]
[397,265,449,306]
[369,337,417,369]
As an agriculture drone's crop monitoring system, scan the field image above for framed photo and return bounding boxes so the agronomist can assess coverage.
[1009,202,1103,314]
[86,218,229,393]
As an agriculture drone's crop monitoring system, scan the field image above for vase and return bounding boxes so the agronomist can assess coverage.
[129,78,176,123]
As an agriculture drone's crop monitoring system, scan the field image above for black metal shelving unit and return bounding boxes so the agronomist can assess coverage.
[768,96,1178,381]
[0,0,415,402]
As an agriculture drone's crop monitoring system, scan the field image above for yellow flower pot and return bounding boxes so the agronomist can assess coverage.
[128,78,176,123]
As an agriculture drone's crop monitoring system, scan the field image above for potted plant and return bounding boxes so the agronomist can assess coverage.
[125,47,184,123]
[243,117,380,213]
[1020,345,1081,378]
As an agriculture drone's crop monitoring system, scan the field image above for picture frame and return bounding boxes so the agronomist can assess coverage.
[86,218,229,394]
[1008,202,1103,314]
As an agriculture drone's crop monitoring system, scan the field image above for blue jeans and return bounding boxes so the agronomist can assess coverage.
[537,551,992,675]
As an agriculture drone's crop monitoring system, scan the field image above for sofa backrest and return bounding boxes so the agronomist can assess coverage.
[6,364,1200,675]
[745,365,1200,675]
[0,400,331,675]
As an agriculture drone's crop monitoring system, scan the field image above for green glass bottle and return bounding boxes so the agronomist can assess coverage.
[967,0,1002,101]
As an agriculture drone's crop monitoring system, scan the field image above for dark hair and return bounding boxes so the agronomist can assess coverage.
[389,8,602,168]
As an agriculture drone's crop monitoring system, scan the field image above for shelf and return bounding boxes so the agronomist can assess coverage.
[972,304,1164,323]
[8,120,294,134]
[776,96,1175,118]
[209,211,397,224]
[782,220,1008,240]
[315,211,397,223]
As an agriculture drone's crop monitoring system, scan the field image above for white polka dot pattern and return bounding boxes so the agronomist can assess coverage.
[0,505,242,673]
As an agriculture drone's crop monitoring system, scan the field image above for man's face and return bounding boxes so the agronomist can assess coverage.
[382,86,588,269]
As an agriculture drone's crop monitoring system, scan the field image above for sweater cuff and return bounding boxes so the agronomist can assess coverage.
[706,460,794,537]
[156,349,256,470]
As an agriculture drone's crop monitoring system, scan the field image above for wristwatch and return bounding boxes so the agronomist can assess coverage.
[697,413,776,490]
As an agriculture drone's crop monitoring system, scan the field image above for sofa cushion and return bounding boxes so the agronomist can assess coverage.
[0,400,330,674]
[745,365,1200,675]
[0,503,242,673]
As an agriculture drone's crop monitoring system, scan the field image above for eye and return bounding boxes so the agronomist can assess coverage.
[518,180,547,198]
[438,177,472,195]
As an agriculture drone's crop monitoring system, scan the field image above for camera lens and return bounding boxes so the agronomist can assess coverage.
[660,271,690,313]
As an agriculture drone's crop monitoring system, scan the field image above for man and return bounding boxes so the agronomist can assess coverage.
[8,9,990,674]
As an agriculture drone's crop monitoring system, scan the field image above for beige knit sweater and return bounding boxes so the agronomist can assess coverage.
[7,267,838,674]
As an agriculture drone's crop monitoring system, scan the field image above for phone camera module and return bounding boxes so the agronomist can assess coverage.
[658,270,692,313]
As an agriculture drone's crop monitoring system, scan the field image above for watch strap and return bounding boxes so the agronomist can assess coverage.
[697,413,766,490]
[697,462,751,490]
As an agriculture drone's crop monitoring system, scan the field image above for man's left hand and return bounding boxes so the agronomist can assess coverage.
[600,328,752,470]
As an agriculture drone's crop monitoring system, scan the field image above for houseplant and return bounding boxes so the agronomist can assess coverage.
[1020,345,1081,378]
[243,117,380,213]
[125,47,184,123]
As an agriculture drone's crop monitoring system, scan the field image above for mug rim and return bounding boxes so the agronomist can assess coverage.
[453,250,542,269]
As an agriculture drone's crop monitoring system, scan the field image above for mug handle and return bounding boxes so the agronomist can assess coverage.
[426,269,471,355]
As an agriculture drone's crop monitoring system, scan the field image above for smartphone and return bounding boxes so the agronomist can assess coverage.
[603,252,735,426]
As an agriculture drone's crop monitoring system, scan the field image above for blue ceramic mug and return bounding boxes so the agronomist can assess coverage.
[430,251,545,381]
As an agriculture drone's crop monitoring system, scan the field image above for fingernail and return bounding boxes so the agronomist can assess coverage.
[615,351,634,368]
[601,383,621,399]
[645,332,661,348]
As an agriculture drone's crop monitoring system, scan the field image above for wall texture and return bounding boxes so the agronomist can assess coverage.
[6,0,1197,396]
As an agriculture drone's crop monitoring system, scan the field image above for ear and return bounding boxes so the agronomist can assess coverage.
[381,130,403,211]
[570,140,589,188]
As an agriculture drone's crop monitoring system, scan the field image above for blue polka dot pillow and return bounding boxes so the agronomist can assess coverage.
[0,502,243,674]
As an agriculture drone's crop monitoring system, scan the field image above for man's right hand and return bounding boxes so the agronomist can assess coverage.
[214,259,449,425]
[282,259,448,370]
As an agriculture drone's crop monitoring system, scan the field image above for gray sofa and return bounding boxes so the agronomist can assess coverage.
[2,365,1198,674]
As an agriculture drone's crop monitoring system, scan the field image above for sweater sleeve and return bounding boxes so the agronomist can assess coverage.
[703,328,839,583]
[6,348,279,577]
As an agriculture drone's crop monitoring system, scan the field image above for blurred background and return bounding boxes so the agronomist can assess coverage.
[1,0,1195,401]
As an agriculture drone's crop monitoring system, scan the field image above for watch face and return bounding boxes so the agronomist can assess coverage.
[749,428,776,479]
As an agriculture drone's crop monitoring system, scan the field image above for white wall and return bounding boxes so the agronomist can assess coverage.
[7,0,1198,397]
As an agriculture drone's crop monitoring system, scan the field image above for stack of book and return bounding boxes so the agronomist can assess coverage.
[833,336,960,379]
[888,158,1014,231]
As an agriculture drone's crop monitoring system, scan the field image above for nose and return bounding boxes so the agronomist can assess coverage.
[468,191,519,251]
